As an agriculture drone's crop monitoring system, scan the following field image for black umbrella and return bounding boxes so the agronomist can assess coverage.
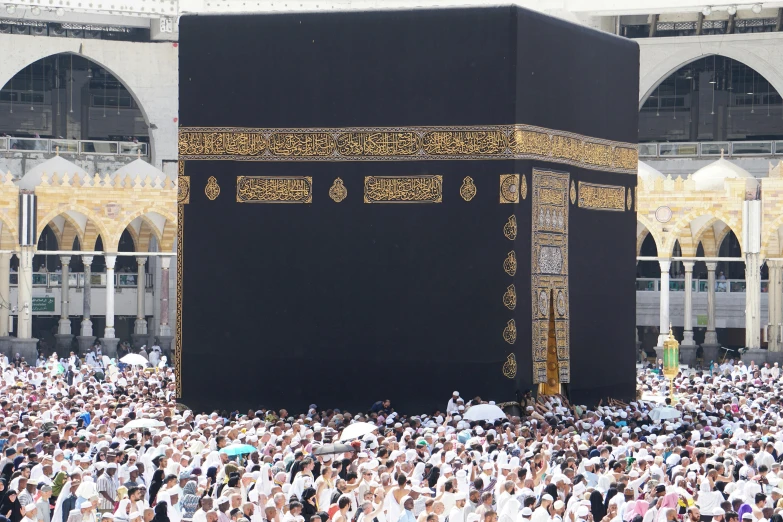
[312,443,355,456]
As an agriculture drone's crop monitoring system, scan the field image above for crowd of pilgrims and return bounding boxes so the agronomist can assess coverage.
[0,355,779,522]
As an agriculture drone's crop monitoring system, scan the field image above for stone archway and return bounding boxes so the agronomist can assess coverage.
[0,34,178,166]
[638,36,783,108]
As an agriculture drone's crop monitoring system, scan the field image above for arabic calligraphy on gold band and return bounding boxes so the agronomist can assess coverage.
[236,176,313,203]
[179,125,637,174]
[364,175,443,203]
[577,182,626,211]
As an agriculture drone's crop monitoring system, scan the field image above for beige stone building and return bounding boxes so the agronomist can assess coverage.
[636,156,783,366]
[0,154,177,362]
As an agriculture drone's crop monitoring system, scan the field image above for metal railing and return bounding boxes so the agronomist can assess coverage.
[11,272,153,288]
[639,140,783,159]
[636,278,769,293]
[1,138,148,157]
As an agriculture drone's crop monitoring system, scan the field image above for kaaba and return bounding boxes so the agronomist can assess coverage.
[176,6,639,413]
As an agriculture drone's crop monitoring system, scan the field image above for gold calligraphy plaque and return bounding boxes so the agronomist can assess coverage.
[613,146,638,171]
[178,131,267,157]
[583,142,613,167]
[509,129,551,156]
[267,132,335,157]
[236,176,313,203]
[422,131,507,156]
[364,175,442,203]
[577,182,625,211]
[336,132,419,156]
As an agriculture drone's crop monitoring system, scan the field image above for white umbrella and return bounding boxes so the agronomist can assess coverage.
[120,354,150,366]
[649,407,682,422]
[463,404,507,422]
[124,418,166,429]
[338,422,378,441]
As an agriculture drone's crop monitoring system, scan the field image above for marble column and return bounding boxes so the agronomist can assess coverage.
[705,262,718,344]
[157,256,173,359]
[682,261,695,345]
[746,253,761,351]
[76,255,95,354]
[657,260,671,347]
[680,261,697,366]
[768,261,781,353]
[134,257,147,333]
[0,253,10,356]
[159,257,171,336]
[15,248,33,339]
[54,255,73,356]
[11,247,38,364]
[100,254,118,358]
[701,262,721,364]
[131,257,148,349]
[775,261,783,356]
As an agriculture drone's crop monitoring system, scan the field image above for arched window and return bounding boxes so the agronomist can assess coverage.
[0,53,148,144]
[640,56,783,142]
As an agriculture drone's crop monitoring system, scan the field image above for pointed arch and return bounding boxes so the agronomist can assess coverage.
[110,207,176,252]
[639,45,783,109]
[37,205,111,251]
[55,213,85,251]
[0,51,152,148]
[667,209,743,258]
[699,226,719,258]
[761,214,783,258]
[637,213,663,258]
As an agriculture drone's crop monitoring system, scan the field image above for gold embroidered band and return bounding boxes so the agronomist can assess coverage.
[179,125,637,174]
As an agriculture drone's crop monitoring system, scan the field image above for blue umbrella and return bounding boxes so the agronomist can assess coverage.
[219,444,257,456]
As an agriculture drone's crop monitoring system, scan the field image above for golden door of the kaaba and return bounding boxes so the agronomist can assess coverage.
[540,289,562,396]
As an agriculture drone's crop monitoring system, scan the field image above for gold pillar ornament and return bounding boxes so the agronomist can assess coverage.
[503,319,517,344]
[503,215,518,240]
[520,175,528,200]
[502,353,517,379]
[460,176,477,201]
[503,284,517,310]
[329,177,348,202]
[662,325,680,401]
[569,180,576,205]
[503,251,517,277]
[205,176,221,200]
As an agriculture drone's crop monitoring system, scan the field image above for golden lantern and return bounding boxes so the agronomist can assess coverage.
[662,325,679,400]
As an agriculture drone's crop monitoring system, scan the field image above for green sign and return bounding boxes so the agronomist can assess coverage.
[697,315,708,327]
[32,297,55,313]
